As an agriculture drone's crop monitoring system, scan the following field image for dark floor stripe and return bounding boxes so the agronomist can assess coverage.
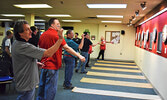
[93,65,139,70]
[90,70,143,76]
[85,75,148,83]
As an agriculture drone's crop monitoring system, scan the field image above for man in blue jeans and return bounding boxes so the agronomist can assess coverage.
[63,30,84,89]
[37,18,85,100]
[75,32,94,73]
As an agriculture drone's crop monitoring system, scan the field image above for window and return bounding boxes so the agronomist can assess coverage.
[149,32,153,50]
[157,32,162,53]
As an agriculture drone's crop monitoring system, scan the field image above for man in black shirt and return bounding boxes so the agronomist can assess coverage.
[75,32,92,73]
[73,32,81,67]
[73,32,81,44]
[28,26,39,47]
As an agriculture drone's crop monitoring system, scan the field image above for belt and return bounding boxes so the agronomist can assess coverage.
[64,55,73,57]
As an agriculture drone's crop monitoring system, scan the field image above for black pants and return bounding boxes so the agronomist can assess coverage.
[97,50,105,60]
[2,52,13,77]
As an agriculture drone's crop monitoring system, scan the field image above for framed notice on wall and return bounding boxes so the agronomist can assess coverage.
[105,31,111,42]
[105,31,120,44]
[0,32,3,36]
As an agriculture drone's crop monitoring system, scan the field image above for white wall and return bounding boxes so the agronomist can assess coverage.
[61,23,135,61]
[98,24,135,60]
[0,26,5,45]
[135,47,167,100]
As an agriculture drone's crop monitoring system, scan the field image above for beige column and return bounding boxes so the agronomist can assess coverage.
[25,14,35,26]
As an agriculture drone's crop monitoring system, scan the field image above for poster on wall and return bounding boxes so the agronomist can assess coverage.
[162,25,167,43]
[111,31,120,44]
[140,31,144,47]
[0,32,3,36]
[144,30,149,48]
[91,35,95,40]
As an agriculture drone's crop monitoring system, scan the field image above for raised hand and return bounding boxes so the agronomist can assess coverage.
[81,34,85,38]
[58,28,64,39]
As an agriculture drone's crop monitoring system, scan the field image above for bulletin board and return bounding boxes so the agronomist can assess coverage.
[105,31,120,44]
[135,11,167,58]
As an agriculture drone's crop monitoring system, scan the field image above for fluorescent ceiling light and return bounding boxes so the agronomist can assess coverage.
[0,19,13,21]
[46,14,71,17]
[62,20,81,22]
[101,21,122,23]
[139,7,167,25]
[1,14,25,17]
[13,4,52,8]
[87,4,127,8]
[35,19,46,22]
[97,15,123,18]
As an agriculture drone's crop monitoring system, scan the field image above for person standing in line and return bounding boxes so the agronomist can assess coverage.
[28,26,39,47]
[72,32,81,67]
[37,18,85,100]
[73,32,81,44]
[85,35,93,68]
[63,30,84,89]
[12,20,64,100]
[75,32,97,74]
[1,30,13,76]
[97,36,106,60]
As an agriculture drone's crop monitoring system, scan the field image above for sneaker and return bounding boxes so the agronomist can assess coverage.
[86,65,90,67]
[64,86,74,90]
[63,83,72,87]
[80,71,87,74]
[75,69,78,73]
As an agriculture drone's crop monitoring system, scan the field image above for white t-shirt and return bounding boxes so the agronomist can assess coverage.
[5,39,11,53]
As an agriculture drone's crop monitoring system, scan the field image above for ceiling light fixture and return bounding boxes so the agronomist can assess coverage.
[97,15,123,18]
[13,4,52,8]
[46,14,71,17]
[62,20,81,22]
[0,19,13,21]
[135,10,139,16]
[140,2,147,10]
[1,14,25,17]
[101,21,122,23]
[139,7,167,25]
[87,4,127,8]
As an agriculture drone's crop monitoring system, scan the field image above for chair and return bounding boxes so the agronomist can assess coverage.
[0,76,13,94]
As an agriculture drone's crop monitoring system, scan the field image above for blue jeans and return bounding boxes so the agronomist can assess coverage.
[63,56,75,87]
[77,51,88,72]
[17,88,35,100]
[37,69,59,100]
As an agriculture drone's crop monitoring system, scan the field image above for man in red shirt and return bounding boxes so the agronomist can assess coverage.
[97,36,106,60]
[37,18,85,100]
